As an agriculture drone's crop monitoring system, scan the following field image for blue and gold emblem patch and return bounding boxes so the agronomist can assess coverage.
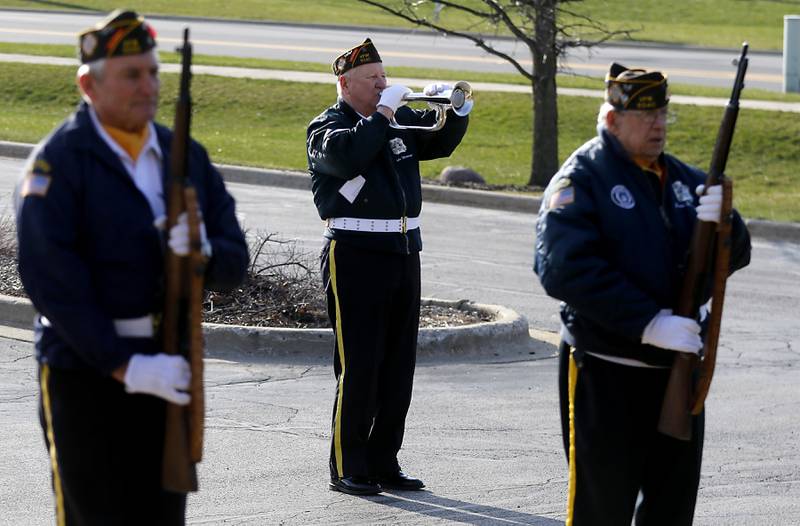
[20,155,53,198]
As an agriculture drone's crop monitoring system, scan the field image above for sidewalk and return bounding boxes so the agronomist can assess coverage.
[1,52,799,113]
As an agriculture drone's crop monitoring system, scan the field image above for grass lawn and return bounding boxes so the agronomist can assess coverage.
[0,62,797,222]
[0,0,791,50]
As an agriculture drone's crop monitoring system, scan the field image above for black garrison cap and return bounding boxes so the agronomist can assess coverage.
[605,62,669,110]
[78,9,157,64]
[332,38,382,76]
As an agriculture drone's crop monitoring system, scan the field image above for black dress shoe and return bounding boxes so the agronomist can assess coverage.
[329,476,382,495]
[375,470,425,490]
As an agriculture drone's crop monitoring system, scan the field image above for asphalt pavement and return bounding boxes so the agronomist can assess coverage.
[1,151,799,524]
[1,11,799,525]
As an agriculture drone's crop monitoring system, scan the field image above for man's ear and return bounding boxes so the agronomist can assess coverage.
[338,75,348,95]
[77,71,95,102]
[605,109,619,132]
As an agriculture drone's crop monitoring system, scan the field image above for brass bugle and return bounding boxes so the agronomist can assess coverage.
[390,81,473,132]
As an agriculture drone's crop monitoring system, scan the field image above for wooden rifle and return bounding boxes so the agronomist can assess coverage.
[657,43,748,441]
[161,28,206,492]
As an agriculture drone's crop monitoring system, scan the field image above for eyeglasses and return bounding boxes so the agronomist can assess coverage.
[623,107,677,125]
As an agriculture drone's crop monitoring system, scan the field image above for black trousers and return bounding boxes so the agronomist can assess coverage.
[39,364,186,526]
[321,239,421,480]
[558,343,704,526]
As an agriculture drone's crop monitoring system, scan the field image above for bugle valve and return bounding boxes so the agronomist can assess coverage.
[390,81,473,132]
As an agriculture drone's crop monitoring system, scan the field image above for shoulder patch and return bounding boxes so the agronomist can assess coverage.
[20,174,52,198]
[546,177,575,209]
[549,187,575,209]
[20,152,53,198]
[32,157,52,174]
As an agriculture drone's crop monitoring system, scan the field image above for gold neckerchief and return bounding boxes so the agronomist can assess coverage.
[103,124,149,162]
[633,156,666,191]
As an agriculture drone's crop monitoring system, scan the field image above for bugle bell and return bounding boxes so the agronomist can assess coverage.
[390,81,473,132]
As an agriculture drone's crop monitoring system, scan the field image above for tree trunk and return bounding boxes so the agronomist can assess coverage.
[529,0,559,188]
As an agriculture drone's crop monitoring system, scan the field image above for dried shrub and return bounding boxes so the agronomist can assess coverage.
[0,211,25,297]
[203,230,329,328]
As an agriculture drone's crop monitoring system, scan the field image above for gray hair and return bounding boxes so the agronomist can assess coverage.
[597,102,617,127]
[336,70,351,98]
[77,59,106,103]
[77,58,106,82]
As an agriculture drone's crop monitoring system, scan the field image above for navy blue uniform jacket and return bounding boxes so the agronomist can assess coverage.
[15,102,248,374]
[307,99,468,254]
[534,127,751,366]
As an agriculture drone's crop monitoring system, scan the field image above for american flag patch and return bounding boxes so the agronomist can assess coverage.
[20,174,52,198]
[548,187,575,209]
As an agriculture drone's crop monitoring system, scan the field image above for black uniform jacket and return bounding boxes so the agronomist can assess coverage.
[307,98,468,254]
[534,126,751,366]
[15,102,248,374]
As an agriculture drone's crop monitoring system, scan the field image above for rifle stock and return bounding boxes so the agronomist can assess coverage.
[657,44,748,440]
[161,28,205,492]
[185,186,206,463]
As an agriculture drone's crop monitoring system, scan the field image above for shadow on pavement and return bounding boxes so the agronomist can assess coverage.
[371,490,564,525]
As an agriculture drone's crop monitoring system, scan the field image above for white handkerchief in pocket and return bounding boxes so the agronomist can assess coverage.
[338,175,366,204]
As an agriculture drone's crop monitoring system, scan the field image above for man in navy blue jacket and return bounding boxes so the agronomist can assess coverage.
[307,38,468,495]
[534,63,751,525]
[15,10,247,525]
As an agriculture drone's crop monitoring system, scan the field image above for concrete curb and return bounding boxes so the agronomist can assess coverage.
[5,140,799,237]
[0,294,32,330]
[0,294,531,360]
[744,218,800,243]
[0,141,33,160]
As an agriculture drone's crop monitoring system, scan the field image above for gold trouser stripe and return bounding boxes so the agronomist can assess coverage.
[329,240,346,478]
[40,364,66,526]
[566,352,579,526]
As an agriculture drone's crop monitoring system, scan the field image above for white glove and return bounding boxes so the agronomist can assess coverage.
[641,309,702,355]
[123,353,191,405]
[423,82,452,96]
[377,85,412,113]
[168,212,212,258]
[695,184,723,223]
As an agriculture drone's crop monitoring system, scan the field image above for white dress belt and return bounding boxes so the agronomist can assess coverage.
[112,315,155,338]
[40,314,155,338]
[326,215,421,233]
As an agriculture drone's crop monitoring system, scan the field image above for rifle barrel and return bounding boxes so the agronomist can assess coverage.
[657,43,748,441]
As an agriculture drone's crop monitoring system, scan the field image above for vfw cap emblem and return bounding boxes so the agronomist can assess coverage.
[610,184,635,209]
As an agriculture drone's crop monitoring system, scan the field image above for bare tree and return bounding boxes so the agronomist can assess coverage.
[357,0,631,187]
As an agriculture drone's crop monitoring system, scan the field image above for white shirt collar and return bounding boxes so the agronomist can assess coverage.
[88,105,162,164]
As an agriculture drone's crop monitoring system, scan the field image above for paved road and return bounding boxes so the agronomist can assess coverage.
[1,156,799,524]
[0,9,785,91]
[1,156,798,332]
